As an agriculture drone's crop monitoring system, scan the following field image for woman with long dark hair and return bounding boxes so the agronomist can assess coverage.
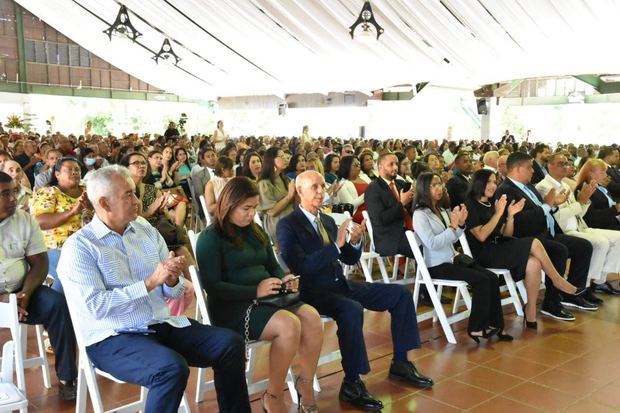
[358,151,377,182]
[464,169,584,328]
[412,172,511,342]
[257,147,296,246]
[323,154,340,184]
[336,155,367,223]
[197,177,322,413]
[241,150,262,181]
[285,154,307,180]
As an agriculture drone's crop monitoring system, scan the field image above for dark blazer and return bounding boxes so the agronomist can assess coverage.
[606,166,620,201]
[276,206,360,294]
[364,177,409,256]
[531,161,547,185]
[576,182,620,230]
[494,177,562,238]
[446,172,470,208]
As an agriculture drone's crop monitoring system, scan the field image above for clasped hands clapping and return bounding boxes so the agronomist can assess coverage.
[146,251,186,290]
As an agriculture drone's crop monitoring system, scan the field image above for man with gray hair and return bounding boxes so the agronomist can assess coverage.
[57,165,250,413]
[482,150,499,173]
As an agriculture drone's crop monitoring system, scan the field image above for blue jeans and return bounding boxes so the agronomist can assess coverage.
[86,319,250,413]
[22,286,77,381]
[47,249,64,294]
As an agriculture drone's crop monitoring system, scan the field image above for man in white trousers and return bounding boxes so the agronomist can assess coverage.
[536,153,620,304]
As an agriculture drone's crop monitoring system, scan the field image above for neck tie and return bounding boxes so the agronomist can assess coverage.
[521,184,555,236]
[315,215,331,245]
[389,181,413,230]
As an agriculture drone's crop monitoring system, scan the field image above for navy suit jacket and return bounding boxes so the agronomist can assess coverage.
[276,206,361,294]
[576,182,620,230]
[494,177,562,238]
[531,161,547,185]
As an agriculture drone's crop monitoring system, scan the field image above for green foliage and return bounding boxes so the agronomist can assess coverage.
[86,113,113,135]
[6,114,24,129]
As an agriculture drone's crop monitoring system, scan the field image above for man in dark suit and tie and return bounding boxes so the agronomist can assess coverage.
[277,170,432,412]
[530,143,551,185]
[365,152,450,305]
[446,151,473,208]
[364,153,415,258]
[495,152,595,320]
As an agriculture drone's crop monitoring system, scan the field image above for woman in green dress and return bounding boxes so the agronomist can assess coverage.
[197,177,322,413]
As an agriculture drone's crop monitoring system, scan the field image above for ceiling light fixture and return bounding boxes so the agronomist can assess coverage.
[153,39,181,65]
[103,5,142,42]
[349,1,384,41]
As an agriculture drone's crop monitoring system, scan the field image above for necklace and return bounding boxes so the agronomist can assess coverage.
[478,199,491,207]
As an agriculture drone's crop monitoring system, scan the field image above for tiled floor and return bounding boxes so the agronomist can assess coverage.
[8,279,620,412]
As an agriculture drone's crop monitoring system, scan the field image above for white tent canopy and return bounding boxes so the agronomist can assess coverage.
[16,0,620,99]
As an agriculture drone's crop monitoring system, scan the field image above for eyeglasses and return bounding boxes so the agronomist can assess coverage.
[129,161,147,167]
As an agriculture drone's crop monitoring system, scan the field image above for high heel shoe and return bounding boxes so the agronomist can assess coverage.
[523,317,538,329]
[260,391,278,413]
[467,331,487,343]
[496,331,514,341]
[295,376,319,413]
[552,277,587,297]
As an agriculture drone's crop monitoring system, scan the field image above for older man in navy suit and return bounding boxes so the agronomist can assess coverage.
[277,170,432,411]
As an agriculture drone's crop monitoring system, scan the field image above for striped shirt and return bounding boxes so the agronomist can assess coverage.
[57,214,189,346]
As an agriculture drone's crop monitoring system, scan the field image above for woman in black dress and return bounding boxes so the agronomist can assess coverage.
[465,169,583,329]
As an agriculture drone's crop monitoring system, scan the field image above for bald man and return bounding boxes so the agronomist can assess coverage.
[277,171,432,412]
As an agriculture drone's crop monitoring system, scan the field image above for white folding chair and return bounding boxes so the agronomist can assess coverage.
[199,195,212,227]
[457,234,524,317]
[188,266,297,403]
[18,324,51,390]
[406,231,471,344]
[362,211,414,284]
[61,283,190,413]
[0,341,28,413]
[0,295,28,413]
[253,213,264,228]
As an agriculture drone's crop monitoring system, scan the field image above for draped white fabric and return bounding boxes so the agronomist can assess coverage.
[16,0,620,99]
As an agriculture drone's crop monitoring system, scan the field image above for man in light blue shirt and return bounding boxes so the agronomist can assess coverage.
[58,165,250,413]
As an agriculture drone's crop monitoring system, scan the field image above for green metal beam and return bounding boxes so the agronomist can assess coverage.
[14,3,27,93]
[0,81,199,103]
[574,75,600,92]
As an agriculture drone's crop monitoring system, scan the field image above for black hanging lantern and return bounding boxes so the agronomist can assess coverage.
[152,39,181,65]
[349,1,384,40]
[103,5,142,42]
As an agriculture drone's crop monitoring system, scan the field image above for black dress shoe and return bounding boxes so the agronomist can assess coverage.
[339,379,384,411]
[59,380,77,401]
[560,295,599,311]
[583,286,604,305]
[594,281,620,295]
[541,304,575,321]
[389,360,434,388]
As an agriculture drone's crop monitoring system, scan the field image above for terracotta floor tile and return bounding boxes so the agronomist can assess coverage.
[423,378,495,410]
[469,395,545,413]
[453,366,524,394]
[388,394,460,412]
[563,399,620,413]
[483,355,551,379]
[529,367,604,397]
[503,381,575,411]
[412,351,478,380]
[589,383,620,410]
[555,355,620,382]
[509,345,577,367]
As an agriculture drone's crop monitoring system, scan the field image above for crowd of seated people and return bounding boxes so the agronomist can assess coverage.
[1,124,619,412]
